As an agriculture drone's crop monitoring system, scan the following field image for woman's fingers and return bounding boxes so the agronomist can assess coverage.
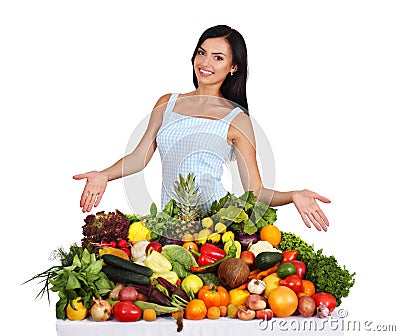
[73,173,86,180]
[82,192,98,212]
[74,171,108,212]
[304,209,328,232]
[315,193,331,204]
[300,213,312,229]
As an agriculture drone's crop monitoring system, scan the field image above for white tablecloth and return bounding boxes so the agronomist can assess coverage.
[56,310,345,336]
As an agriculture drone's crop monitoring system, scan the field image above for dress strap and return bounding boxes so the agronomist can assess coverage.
[223,107,243,124]
[163,93,179,118]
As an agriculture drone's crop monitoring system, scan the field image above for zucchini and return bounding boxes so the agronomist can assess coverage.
[102,265,150,285]
[102,254,153,277]
[254,251,283,271]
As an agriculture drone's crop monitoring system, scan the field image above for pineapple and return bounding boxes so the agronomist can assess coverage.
[168,173,203,239]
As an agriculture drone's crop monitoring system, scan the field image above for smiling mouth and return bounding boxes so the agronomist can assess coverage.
[199,68,213,76]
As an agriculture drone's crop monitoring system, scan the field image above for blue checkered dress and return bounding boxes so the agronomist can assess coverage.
[156,93,243,212]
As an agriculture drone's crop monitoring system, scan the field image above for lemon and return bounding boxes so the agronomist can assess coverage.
[181,274,203,295]
[66,297,88,321]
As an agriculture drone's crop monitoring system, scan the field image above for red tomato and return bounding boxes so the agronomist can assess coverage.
[113,301,142,322]
[312,292,337,313]
[145,241,163,254]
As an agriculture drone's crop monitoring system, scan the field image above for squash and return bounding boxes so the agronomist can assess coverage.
[217,258,250,289]
[99,246,129,260]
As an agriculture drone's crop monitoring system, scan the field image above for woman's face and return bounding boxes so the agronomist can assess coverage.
[193,37,237,88]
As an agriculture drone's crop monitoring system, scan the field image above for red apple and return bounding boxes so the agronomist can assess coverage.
[240,251,255,269]
[145,241,163,254]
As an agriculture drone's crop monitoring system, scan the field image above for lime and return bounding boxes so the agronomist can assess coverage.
[276,262,297,279]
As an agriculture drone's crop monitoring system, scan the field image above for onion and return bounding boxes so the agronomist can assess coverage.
[90,299,112,322]
[237,232,259,249]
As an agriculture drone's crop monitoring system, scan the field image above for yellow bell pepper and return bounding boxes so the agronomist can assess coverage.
[224,240,241,258]
[228,288,250,306]
[144,250,172,273]
[262,272,280,298]
[128,221,151,242]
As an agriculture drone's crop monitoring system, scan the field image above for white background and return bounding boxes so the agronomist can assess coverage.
[1,1,399,335]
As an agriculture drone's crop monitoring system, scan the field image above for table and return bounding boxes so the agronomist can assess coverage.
[56,310,345,336]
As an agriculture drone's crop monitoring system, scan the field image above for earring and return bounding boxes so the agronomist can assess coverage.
[230,71,234,76]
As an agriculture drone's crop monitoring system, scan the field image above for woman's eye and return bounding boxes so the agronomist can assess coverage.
[215,56,224,61]
[197,50,205,56]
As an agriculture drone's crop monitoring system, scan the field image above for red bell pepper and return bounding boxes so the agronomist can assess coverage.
[191,243,226,267]
[282,250,298,263]
[279,274,304,294]
[190,243,237,273]
[289,260,307,279]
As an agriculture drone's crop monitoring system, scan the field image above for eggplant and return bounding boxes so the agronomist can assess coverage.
[236,231,259,249]
[133,284,172,307]
[158,236,183,246]
[157,277,190,302]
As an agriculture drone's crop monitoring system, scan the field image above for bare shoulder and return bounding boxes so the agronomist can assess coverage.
[231,110,253,133]
[228,110,255,145]
[154,93,172,109]
[149,93,173,120]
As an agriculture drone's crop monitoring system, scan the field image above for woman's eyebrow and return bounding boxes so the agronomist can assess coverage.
[199,46,226,56]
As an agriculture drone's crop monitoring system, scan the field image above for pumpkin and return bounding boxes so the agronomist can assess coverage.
[217,258,250,289]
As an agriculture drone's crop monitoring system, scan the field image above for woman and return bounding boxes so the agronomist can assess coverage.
[73,25,330,231]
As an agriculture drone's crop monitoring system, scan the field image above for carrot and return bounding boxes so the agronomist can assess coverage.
[248,274,260,280]
[249,269,261,276]
[236,282,249,290]
[256,263,280,280]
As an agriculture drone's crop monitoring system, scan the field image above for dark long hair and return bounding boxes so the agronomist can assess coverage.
[191,25,249,114]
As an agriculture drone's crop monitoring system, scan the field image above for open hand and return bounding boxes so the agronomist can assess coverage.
[73,171,108,213]
[292,189,331,231]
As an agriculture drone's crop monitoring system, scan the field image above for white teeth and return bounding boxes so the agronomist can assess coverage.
[200,69,212,75]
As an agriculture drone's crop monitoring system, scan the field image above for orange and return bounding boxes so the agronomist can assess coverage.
[207,306,221,319]
[185,299,207,320]
[143,308,157,321]
[298,280,315,298]
[268,286,298,317]
[260,225,281,246]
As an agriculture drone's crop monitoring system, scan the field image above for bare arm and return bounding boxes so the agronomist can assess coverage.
[99,94,171,180]
[230,113,330,231]
[73,93,172,212]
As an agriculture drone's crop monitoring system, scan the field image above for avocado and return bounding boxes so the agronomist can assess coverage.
[254,251,283,270]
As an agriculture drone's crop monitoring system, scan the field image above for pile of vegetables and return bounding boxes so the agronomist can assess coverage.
[277,232,355,305]
[25,190,355,329]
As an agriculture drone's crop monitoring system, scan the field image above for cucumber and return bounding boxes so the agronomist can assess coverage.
[254,251,283,271]
[102,254,153,277]
[102,265,150,285]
